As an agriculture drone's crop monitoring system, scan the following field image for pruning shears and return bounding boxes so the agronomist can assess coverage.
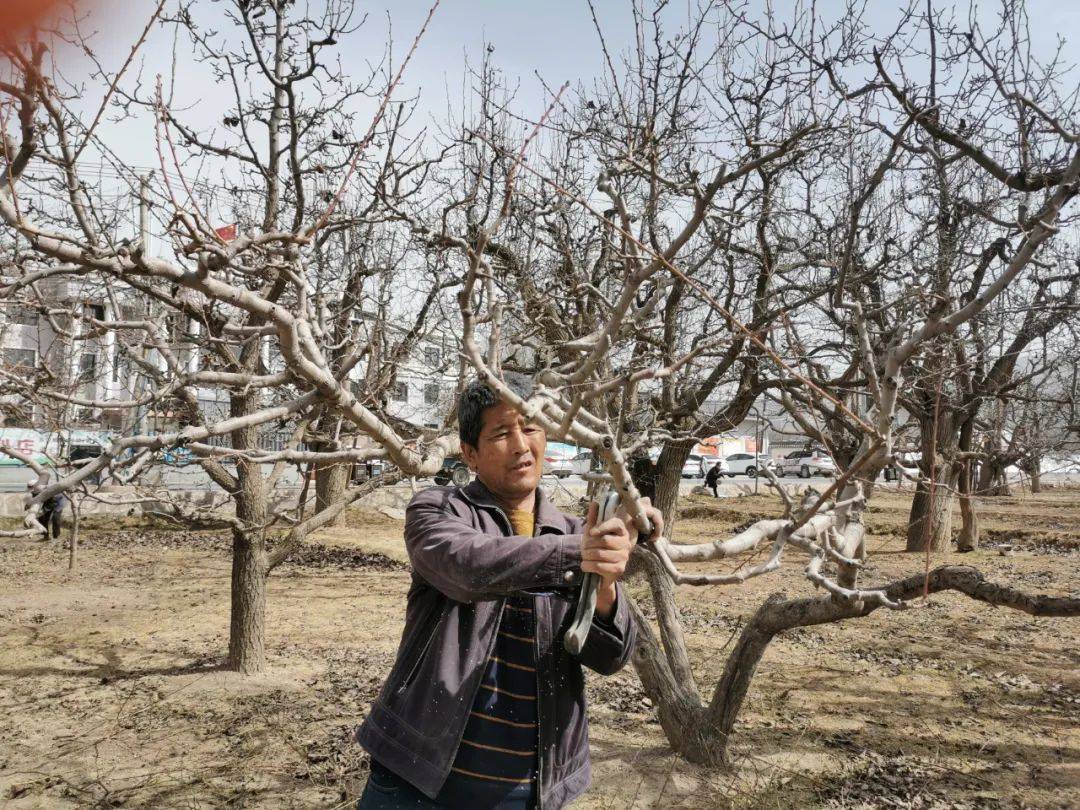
[563,489,621,656]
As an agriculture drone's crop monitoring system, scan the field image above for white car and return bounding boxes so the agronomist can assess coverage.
[570,450,594,476]
[682,453,707,478]
[723,453,772,478]
[775,449,835,478]
[542,449,575,477]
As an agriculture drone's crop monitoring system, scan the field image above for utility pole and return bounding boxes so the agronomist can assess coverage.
[132,173,151,440]
[754,403,761,495]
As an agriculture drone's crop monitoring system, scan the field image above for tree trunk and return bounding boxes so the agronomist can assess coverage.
[1029,454,1042,493]
[907,409,958,553]
[956,460,979,552]
[977,458,1011,496]
[314,457,350,517]
[227,390,271,674]
[628,549,725,765]
[67,496,80,571]
[228,528,268,674]
[652,438,694,534]
[906,475,956,552]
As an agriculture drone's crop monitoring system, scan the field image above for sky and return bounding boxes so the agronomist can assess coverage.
[18,0,1080,237]
[55,0,1080,161]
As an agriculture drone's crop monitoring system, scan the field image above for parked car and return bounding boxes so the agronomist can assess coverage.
[434,458,471,486]
[543,448,575,478]
[682,453,708,478]
[724,453,771,478]
[570,450,595,476]
[775,449,835,478]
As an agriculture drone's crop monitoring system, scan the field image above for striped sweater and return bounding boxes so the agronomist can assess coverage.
[438,509,539,808]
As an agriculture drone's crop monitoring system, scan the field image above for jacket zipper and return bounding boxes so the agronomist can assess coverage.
[534,592,545,810]
[532,517,545,810]
[440,597,506,784]
[396,605,442,694]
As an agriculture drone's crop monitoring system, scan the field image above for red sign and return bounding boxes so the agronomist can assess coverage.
[214,223,238,242]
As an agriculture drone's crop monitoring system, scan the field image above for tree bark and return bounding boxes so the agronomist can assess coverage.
[1029,454,1042,493]
[906,415,958,552]
[228,527,268,674]
[977,457,1011,496]
[652,438,695,533]
[956,460,979,552]
[626,547,726,762]
[704,595,784,753]
[314,457,350,517]
[67,495,80,571]
[227,390,271,674]
[905,474,956,552]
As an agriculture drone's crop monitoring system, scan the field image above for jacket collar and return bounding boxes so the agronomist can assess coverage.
[460,478,569,533]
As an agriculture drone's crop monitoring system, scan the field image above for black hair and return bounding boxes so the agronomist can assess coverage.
[458,373,533,448]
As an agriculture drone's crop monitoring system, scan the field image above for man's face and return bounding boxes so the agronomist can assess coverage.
[461,401,546,507]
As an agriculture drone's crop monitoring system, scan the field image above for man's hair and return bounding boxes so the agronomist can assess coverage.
[458,373,534,448]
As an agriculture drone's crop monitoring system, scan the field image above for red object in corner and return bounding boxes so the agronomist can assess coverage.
[1,1,72,44]
[214,223,238,242]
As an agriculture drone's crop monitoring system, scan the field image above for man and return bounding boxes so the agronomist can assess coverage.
[27,476,66,540]
[356,377,661,809]
[705,462,722,498]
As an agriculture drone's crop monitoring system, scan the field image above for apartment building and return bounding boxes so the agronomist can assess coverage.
[2,287,457,438]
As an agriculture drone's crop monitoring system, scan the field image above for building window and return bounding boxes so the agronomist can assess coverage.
[424,347,441,367]
[113,350,132,384]
[2,304,38,326]
[424,383,440,405]
[391,381,408,402]
[1,347,36,371]
[88,304,106,321]
[78,353,98,383]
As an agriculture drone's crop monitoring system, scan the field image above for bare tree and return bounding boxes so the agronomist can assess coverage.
[0,0,457,674]
[981,341,1080,495]
[430,0,1080,764]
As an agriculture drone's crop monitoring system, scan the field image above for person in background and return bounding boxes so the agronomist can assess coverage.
[28,476,66,540]
[705,462,723,498]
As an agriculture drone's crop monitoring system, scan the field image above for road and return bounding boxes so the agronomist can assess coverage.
[536,472,838,500]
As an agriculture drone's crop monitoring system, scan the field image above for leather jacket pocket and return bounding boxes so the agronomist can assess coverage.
[395,603,444,695]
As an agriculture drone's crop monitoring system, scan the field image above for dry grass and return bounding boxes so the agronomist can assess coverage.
[0,487,1077,808]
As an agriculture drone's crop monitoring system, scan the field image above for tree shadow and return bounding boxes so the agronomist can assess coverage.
[0,654,223,683]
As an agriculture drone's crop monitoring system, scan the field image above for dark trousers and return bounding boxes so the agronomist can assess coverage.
[356,764,442,809]
[708,483,719,498]
[39,507,62,540]
[357,761,534,810]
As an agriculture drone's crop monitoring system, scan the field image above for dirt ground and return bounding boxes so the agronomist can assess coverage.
[1,485,1077,809]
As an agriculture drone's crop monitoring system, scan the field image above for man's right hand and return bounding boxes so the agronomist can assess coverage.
[614,496,663,545]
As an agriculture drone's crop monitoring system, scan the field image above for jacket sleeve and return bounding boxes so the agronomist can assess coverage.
[575,581,636,675]
[404,489,584,603]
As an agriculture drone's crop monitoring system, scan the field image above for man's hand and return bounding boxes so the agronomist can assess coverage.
[614,496,663,547]
[581,497,663,619]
